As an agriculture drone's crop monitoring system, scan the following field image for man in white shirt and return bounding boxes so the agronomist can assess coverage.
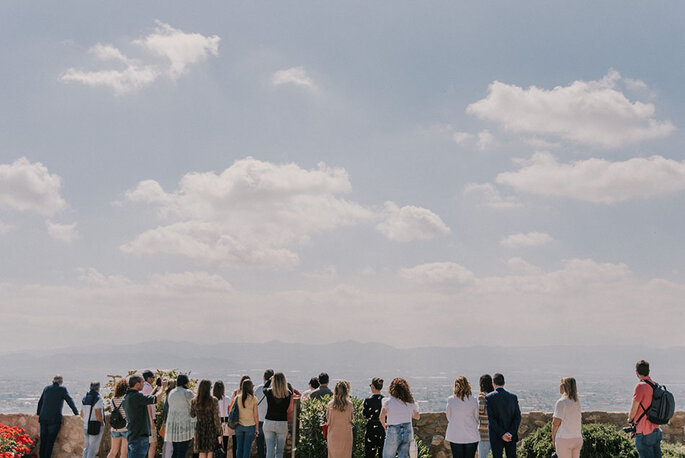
[141,370,158,458]
[253,369,274,458]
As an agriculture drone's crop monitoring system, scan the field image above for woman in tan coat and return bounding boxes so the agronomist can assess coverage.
[326,380,354,458]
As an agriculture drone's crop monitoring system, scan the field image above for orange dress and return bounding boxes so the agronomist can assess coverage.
[326,400,353,458]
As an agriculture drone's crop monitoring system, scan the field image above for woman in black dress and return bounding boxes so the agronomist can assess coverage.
[362,377,385,458]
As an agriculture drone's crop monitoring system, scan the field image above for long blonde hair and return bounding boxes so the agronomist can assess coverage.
[453,376,472,400]
[561,377,578,402]
[272,372,290,399]
[331,380,350,411]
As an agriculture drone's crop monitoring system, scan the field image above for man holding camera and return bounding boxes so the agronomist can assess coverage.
[628,360,662,458]
[141,370,159,458]
[124,373,167,458]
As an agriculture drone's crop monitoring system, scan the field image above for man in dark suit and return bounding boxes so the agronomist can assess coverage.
[36,374,79,458]
[485,373,522,458]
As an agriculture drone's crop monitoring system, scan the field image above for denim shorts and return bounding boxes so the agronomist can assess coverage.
[111,430,127,439]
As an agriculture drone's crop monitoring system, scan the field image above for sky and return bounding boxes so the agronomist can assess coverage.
[1,1,684,352]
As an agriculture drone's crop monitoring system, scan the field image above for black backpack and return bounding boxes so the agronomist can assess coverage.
[110,399,127,430]
[637,379,675,425]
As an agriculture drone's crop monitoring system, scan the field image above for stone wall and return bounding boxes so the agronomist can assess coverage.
[413,411,685,458]
[3,411,684,457]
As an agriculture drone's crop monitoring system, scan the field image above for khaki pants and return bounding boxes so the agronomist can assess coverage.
[555,437,582,458]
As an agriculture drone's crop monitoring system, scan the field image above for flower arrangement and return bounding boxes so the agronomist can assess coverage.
[0,423,34,457]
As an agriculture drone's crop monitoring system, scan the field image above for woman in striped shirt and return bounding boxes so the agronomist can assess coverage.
[477,374,495,458]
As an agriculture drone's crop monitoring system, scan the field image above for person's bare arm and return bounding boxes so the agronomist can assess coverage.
[628,400,640,423]
[552,417,562,448]
[96,408,103,424]
[379,406,387,429]
[253,401,259,436]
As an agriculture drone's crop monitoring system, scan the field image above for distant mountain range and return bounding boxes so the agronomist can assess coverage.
[2,340,683,381]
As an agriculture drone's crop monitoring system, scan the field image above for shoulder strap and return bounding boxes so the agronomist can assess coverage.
[633,380,656,425]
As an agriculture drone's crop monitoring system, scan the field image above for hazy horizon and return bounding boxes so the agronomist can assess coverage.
[1,341,683,414]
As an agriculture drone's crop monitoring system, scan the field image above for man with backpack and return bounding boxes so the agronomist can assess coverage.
[628,360,673,458]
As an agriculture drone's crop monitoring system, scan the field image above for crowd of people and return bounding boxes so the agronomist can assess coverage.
[34,360,665,458]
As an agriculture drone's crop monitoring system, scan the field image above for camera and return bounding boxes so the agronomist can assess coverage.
[623,424,636,438]
[156,377,162,387]
[622,424,636,434]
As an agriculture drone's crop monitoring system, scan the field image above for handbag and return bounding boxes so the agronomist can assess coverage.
[214,444,227,458]
[227,398,240,430]
[86,401,101,436]
[322,423,328,440]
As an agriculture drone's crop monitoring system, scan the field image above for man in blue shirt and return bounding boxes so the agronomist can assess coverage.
[36,375,79,458]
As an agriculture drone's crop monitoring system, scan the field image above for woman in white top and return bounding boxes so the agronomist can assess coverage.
[445,376,479,458]
[165,374,196,458]
[379,378,420,458]
[552,377,583,458]
[214,381,230,452]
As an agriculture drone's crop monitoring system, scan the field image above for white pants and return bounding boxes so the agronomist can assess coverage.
[555,437,582,458]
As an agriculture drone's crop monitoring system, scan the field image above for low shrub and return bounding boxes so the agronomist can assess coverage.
[297,396,429,458]
[0,423,34,457]
[663,442,685,458]
[518,422,638,458]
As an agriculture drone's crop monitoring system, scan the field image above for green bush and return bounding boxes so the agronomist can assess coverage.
[518,422,638,458]
[297,396,429,458]
[663,443,685,458]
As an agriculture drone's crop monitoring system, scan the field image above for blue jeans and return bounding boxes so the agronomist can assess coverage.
[478,440,491,458]
[82,428,104,458]
[39,422,61,458]
[236,424,256,458]
[382,423,412,458]
[635,429,662,458]
[256,422,266,458]
[128,436,150,458]
[263,420,288,458]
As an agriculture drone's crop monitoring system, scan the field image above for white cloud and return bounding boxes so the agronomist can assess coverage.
[496,152,685,204]
[61,63,159,95]
[463,182,521,209]
[500,231,553,248]
[402,258,630,294]
[272,66,318,92]
[400,262,476,287]
[466,70,674,148]
[303,265,338,280]
[0,220,11,235]
[376,202,451,242]
[476,129,497,151]
[61,21,219,94]
[46,221,78,242]
[122,157,375,267]
[0,158,66,216]
[452,131,474,145]
[506,257,542,275]
[134,20,220,79]
[2,258,684,350]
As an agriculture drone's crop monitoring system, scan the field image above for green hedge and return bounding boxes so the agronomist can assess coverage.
[518,422,684,458]
[297,395,430,458]
[518,422,637,458]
